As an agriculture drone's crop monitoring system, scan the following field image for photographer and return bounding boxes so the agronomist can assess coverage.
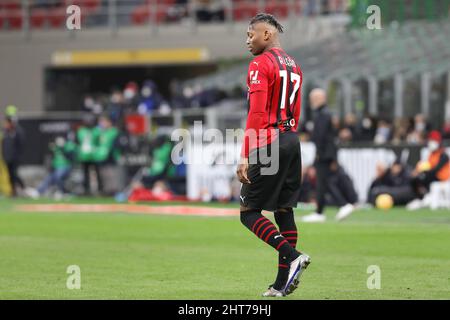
[31,135,76,198]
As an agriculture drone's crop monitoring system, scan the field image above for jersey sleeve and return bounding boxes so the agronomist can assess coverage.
[292,68,303,131]
[247,58,270,95]
[240,58,270,158]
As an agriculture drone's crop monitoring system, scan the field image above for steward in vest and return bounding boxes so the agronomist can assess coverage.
[412,130,450,198]
[76,114,102,195]
[94,116,120,164]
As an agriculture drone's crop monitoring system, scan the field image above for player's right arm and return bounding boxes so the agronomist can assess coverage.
[237,58,270,184]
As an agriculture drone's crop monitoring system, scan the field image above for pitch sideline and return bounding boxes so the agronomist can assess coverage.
[16,203,240,217]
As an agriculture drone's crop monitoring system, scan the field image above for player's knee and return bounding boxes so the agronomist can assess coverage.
[274,207,293,224]
[240,207,260,226]
[276,207,293,214]
[240,212,247,226]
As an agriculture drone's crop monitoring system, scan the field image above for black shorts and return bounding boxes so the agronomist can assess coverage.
[240,131,302,212]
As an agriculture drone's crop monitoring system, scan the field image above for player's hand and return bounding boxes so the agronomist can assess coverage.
[237,157,251,184]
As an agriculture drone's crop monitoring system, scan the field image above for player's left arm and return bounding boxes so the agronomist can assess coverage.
[243,59,270,152]
[292,68,303,131]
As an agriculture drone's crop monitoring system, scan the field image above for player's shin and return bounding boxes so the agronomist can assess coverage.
[240,209,299,261]
[273,209,299,290]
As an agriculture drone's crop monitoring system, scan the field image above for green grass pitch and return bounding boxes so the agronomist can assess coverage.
[0,198,449,300]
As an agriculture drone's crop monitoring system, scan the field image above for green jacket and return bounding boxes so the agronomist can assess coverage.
[148,141,173,176]
[93,127,120,163]
[52,141,76,169]
[76,126,100,162]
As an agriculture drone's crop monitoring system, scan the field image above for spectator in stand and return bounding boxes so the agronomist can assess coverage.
[338,126,353,143]
[406,113,429,144]
[106,89,125,126]
[82,95,103,115]
[342,113,357,138]
[305,0,319,15]
[337,113,357,143]
[374,119,392,145]
[358,114,376,141]
[193,85,224,108]
[122,81,140,113]
[190,84,204,108]
[181,85,195,108]
[442,118,450,140]
[195,0,225,23]
[392,118,411,145]
[331,114,341,131]
[138,80,163,115]
[170,79,189,109]
[167,0,189,22]
[327,0,348,14]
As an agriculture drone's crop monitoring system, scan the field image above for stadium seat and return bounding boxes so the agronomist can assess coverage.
[232,1,258,21]
[5,10,22,29]
[131,3,167,25]
[65,0,101,14]
[1,1,21,30]
[155,0,176,5]
[4,1,21,11]
[30,9,47,28]
[47,8,66,28]
[294,0,303,15]
[264,1,289,18]
[132,5,150,25]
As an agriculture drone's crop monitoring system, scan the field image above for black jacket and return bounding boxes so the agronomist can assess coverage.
[311,105,337,162]
[1,125,25,163]
[374,167,412,188]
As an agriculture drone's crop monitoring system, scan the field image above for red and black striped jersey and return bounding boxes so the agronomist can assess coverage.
[241,47,303,158]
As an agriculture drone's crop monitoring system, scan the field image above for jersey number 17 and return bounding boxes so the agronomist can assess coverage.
[279,70,301,109]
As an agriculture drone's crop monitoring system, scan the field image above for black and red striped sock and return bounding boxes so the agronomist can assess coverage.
[240,210,299,262]
[273,209,299,290]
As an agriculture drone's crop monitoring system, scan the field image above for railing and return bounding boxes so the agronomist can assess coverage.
[349,0,450,28]
[0,0,351,35]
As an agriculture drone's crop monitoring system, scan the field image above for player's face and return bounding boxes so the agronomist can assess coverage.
[246,24,266,56]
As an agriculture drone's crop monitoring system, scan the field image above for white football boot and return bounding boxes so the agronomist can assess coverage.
[336,203,355,221]
[406,199,425,211]
[262,286,285,297]
[301,213,326,223]
[283,253,311,295]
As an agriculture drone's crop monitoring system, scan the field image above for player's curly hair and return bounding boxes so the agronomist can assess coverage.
[249,13,284,33]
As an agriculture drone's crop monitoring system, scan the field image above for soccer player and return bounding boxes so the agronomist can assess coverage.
[236,13,310,297]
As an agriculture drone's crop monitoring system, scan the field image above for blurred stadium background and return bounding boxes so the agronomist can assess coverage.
[0,0,450,299]
[1,0,450,204]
